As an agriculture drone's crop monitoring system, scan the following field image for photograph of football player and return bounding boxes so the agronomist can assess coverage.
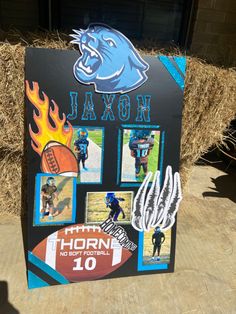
[121,129,160,183]
[71,127,104,183]
[40,176,58,220]
[105,192,126,221]
[142,228,171,266]
[129,130,154,178]
[86,191,133,224]
[34,174,76,225]
[151,227,165,261]
[74,127,89,172]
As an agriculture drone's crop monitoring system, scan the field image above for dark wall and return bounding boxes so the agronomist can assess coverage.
[0,0,39,30]
[0,0,187,44]
[58,0,184,42]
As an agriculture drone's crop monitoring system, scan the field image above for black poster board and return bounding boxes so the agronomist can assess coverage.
[25,25,185,289]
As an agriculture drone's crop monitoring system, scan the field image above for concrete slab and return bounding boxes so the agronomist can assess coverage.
[0,165,236,313]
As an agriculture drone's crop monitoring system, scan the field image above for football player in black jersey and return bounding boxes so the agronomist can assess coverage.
[74,127,89,173]
[40,177,58,220]
[129,130,154,178]
[151,227,165,261]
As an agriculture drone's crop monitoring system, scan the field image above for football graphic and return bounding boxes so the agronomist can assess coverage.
[32,224,132,282]
[41,141,78,177]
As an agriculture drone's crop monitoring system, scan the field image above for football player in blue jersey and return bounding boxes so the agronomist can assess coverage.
[105,192,126,221]
[129,130,154,178]
[74,128,89,173]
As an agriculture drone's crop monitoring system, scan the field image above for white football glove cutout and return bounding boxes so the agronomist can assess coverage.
[132,166,182,232]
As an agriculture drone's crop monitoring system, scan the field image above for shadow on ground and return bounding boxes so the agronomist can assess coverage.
[202,174,236,203]
[0,281,19,314]
[56,197,71,213]
[199,148,236,203]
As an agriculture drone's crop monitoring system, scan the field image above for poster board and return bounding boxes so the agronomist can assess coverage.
[25,24,185,289]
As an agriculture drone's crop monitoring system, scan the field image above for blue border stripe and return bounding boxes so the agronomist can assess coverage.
[121,124,160,129]
[173,56,186,77]
[120,183,142,187]
[159,131,165,184]
[117,128,122,185]
[28,251,69,284]
[120,183,152,188]
[28,270,49,289]
[158,56,185,90]
[137,232,168,271]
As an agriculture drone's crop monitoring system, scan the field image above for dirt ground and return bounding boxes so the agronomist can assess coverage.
[0,164,236,314]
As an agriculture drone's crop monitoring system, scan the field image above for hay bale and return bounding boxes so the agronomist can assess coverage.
[0,152,22,215]
[0,32,236,216]
[0,44,24,151]
[180,58,236,185]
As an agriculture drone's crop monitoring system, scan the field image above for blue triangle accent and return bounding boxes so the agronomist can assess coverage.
[173,56,186,76]
[158,56,185,90]
[28,270,49,289]
[28,251,69,284]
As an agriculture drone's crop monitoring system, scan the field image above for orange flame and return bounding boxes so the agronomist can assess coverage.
[26,81,73,156]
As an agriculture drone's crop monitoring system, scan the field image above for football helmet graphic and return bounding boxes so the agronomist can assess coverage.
[77,128,88,139]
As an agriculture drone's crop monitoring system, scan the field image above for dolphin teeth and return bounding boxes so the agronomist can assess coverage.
[81,44,98,58]
[78,61,92,74]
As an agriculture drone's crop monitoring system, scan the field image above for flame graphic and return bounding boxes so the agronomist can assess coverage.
[26,81,73,156]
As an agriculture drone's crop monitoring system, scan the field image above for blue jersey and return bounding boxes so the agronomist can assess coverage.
[74,138,89,156]
[107,198,120,211]
[129,138,154,162]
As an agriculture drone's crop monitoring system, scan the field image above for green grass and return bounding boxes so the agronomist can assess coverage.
[123,133,130,145]
[146,137,160,175]
[87,129,103,148]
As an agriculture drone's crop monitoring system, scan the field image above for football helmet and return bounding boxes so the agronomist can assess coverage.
[155,226,161,233]
[47,177,55,186]
[105,192,116,204]
[130,129,151,140]
[77,127,88,139]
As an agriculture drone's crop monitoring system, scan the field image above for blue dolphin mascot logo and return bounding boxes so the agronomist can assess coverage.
[70,24,149,93]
